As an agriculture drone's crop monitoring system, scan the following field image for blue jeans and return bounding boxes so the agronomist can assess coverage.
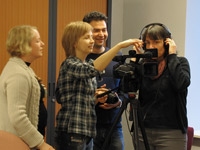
[94,127,124,150]
[54,131,93,150]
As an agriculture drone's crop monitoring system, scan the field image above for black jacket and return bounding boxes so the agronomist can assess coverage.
[139,54,190,133]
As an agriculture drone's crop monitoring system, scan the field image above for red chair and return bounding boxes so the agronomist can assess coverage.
[187,127,194,150]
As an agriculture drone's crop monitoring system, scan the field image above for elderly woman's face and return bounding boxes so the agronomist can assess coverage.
[29,29,45,60]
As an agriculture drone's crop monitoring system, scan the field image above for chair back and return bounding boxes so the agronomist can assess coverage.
[187,127,194,150]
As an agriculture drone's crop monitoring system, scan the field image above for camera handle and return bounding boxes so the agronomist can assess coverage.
[100,91,150,150]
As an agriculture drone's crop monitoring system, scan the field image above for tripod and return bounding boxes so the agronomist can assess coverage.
[101,91,150,150]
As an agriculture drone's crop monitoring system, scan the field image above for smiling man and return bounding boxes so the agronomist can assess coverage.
[83,11,125,150]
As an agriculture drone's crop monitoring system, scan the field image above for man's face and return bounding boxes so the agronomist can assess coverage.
[89,20,108,48]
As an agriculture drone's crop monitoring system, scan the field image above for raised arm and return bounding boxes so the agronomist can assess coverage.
[93,39,143,71]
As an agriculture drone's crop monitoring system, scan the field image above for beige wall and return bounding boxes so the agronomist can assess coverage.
[111,0,186,56]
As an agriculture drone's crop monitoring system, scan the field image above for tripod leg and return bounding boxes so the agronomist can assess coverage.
[138,105,150,150]
[130,99,140,150]
[101,95,129,150]
[130,98,151,150]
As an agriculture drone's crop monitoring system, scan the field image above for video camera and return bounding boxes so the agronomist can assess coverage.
[113,48,158,93]
[96,49,158,102]
[96,87,119,104]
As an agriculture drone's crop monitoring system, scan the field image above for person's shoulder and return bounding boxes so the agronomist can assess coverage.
[5,58,27,73]
[62,56,78,64]
[177,56,188,61]
[60,56,85,69]
[177,56,190,64]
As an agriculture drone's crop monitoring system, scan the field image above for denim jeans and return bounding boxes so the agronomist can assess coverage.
[94,127,124,150]
[54,131,93,150]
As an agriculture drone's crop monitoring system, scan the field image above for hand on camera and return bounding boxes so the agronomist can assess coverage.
[98,92,122,110]
[119,39,143,49]
[95,84,108,104]
[99,98,122,109]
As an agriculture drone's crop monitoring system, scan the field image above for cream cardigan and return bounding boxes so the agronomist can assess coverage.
[0,57,44,148]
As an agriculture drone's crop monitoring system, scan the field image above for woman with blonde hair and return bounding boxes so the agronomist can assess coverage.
[0,25,54,150]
